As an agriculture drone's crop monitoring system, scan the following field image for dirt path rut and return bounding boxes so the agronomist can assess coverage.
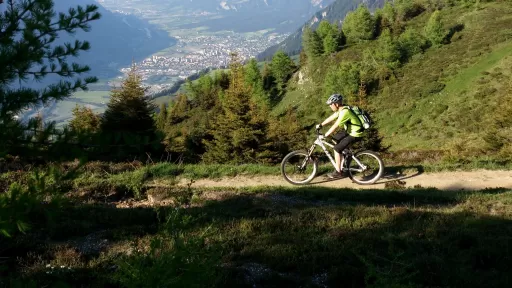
[177,170,512,191]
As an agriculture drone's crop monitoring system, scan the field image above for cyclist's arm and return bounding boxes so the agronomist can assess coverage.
[320,112,339,127]
[325,109,350,137]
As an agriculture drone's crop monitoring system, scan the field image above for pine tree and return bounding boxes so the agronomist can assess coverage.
[156,103,168,131]
[245,58,269,108]
[316,20,333,40]
[168,93,190,124]
[65,104,101,150]
[202,52,266,164]
[425,10,446,47]
[374,29,402,69]
[263,107,307,162]
[381,1,397,33]
[302,27,324,61]
[213,70,230,90]
[339,29,347,48]
[186,74,218,110]
[316,20,343,54]
[270,50,296,93]
[245,58,262,87]
[100,63,158,149]
[262,63,274,91]
[33,112,46,143]
[398,27,427,62]
[342,4,376,43]
[323,28,340,55]
[323,62,361,102]
[69,104,101,134]
[0,0,101,156]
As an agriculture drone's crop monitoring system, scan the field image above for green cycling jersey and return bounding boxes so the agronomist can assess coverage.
[335,106,364,137]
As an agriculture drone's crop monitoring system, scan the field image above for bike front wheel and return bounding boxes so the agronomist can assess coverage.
[280,150,318,185]
[347,150,384,185]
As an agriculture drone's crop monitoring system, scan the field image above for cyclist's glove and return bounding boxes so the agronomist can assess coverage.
[315,124,322,130]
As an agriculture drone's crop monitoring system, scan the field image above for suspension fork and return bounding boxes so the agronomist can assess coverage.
[299,143,317,170]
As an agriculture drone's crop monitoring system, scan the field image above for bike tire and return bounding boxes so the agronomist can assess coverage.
[347,150,384,185]
[280,150,318,185]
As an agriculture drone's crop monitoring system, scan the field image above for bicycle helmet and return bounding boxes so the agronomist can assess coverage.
[326,93,343,105]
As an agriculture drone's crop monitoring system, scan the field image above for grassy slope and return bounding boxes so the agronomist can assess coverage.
[1,163,511,287]
[375,3,512,151]
[277,2,512,152]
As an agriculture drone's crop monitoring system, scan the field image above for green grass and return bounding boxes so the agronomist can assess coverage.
[2,156,512,286]
[72,90,110,101]
[277,2,512,154]
[2,171,511,287]
[3,157,509,208]
[371,2,512,151]
[442,41,512,96]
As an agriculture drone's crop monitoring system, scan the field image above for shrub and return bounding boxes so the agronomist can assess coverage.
[342,4,376,43]
[425,10,446,47]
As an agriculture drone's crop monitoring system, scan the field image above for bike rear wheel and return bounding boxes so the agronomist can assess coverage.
[347,150,384,185]
[280,150,318,185]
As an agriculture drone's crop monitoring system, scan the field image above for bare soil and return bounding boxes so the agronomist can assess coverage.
[176,170,512,191]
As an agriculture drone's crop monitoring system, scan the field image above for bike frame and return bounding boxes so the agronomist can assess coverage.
[303,132,367,173]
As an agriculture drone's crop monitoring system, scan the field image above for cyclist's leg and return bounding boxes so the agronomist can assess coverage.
[328,131,349,178]
[333,133,357,172]
[334,133,357,153]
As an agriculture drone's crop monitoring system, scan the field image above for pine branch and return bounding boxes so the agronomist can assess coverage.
[0,0,38,38]
[1,1,100,82]
[0,0,101,118]
[0,75,98,118]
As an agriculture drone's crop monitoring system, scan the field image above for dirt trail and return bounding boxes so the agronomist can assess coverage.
[177,170,512,191]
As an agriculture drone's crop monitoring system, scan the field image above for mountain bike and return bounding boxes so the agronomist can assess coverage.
[280,128,385,185]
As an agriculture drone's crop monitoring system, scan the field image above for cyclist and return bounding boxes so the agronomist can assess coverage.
[316,93,364,179]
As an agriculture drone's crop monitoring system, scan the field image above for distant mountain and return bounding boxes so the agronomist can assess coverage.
[256,0,385,60]
[160,0,334,15]
[155,0,337,33]
[52,0,176,79]
[1,0,176,89]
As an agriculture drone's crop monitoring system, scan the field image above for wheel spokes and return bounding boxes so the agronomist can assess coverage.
[349,153,381,182]
[283,154,315,183]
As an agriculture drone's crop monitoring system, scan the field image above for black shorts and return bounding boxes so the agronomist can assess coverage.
[331,130,359,153]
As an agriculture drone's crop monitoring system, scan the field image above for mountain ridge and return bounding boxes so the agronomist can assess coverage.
[131,0,338,33]
[257,0,385,59]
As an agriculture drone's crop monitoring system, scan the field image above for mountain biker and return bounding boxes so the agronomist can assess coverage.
[316,93,364,179]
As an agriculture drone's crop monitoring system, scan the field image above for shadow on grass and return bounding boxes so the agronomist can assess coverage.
[183,186,511,229]
[216,210,512,288]
[1,185,511,288]
[0,203,160,274]
[445,23,466,44]
[184,187,512,287]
